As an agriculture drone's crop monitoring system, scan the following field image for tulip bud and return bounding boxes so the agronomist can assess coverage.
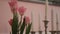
[8,19,13,26]
[25,16,30,24]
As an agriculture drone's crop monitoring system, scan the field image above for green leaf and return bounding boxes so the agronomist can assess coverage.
[25,23,32,34]
[17,17,22,32]
[18,21,21,29]
[20,17,26,34]
[17,21,21,33]
[12,13,18,34]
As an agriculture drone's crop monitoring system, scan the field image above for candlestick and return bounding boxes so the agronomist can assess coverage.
[44,0,49,34]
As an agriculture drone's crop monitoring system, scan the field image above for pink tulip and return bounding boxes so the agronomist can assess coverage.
[8,19,13,26]
[25,16,30,24]
[18,6,26,16]
[8,1,17,8]
[8,0,18,13]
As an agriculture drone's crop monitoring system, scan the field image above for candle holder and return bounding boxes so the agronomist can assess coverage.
[44,20,49,34]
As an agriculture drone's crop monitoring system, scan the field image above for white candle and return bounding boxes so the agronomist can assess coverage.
[45,0,48,20]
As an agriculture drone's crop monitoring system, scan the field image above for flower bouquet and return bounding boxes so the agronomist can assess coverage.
[8,0,32,34]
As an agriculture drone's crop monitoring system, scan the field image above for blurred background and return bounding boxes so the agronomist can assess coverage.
[0,0,60,34]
